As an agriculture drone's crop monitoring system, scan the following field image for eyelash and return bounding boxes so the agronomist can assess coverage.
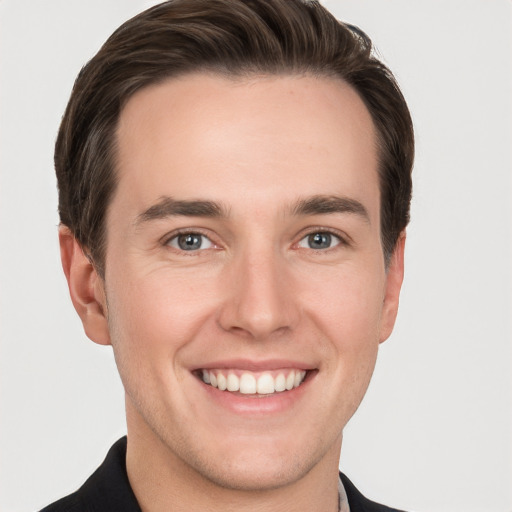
[296,228,350,251]
[162,227,350,253]
[163,229,217,253]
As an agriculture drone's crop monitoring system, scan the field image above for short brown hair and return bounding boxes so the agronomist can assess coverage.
[55,0,414,276]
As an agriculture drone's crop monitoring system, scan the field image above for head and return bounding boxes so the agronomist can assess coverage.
[57,0,413,496]
[56,0,413,277]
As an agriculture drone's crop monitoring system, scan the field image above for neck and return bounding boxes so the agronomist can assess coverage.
[125,404,342,512]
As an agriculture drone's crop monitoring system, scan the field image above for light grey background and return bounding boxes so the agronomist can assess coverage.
[1,1,510,511]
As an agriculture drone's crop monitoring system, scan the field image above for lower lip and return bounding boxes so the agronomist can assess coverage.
[196,372,314,415]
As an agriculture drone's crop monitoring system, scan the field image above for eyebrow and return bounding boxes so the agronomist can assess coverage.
[136,196,229,224]
[291,195,370,223]
[135,194,370,225]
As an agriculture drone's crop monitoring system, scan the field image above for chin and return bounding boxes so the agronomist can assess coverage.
[170,427,335,493]
[193,449,314,492]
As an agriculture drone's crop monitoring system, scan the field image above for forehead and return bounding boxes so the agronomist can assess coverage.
[113,72,379,221]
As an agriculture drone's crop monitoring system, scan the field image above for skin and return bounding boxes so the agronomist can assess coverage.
[60,73,405,512]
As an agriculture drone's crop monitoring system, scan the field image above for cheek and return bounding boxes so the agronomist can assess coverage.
[294,266,384,427]
[303,264,386,346]
[106,270,219,373]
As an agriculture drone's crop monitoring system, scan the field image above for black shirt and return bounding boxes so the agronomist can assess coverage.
[40,437,405,512]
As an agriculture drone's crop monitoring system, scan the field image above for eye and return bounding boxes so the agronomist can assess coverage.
[297,231,341,250]
[167,232,214,251]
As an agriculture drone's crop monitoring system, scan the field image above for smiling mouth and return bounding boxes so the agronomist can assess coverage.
[197,368,309,395]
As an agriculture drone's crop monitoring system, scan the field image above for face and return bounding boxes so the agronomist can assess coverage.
[67,73,404,491]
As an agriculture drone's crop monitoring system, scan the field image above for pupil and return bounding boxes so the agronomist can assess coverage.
[309,232,331,249]
[178,234,201,250]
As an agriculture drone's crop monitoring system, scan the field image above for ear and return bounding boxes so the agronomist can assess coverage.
[379,232,406,344]
[59,225,111,345]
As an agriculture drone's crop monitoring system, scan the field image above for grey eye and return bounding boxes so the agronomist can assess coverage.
[298,232,340,250]
[168,233,213,251]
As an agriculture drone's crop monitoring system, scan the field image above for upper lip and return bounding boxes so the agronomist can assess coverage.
[192,358,316,372]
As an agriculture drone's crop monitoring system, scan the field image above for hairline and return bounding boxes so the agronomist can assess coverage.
[92,69,387,273]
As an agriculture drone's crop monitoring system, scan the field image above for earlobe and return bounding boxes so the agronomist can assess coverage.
[379,232,406,344]
[59,225,111,346]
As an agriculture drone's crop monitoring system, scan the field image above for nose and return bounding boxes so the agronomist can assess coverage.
[217,247,300,340]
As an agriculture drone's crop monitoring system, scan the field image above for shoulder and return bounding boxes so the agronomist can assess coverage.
[39,437,141,512]
[39,493,86,512]
[340,472,408,512]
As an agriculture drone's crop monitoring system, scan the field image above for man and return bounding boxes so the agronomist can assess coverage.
[42,0,413,510]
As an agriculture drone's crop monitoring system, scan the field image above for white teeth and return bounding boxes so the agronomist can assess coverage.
[239,373,257,394]
[201,369,307,395]
[285,372,295,390]
[256,373,275,394]
[217,373,227,391]
[227,373,240,392]
[274,373,286,392]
